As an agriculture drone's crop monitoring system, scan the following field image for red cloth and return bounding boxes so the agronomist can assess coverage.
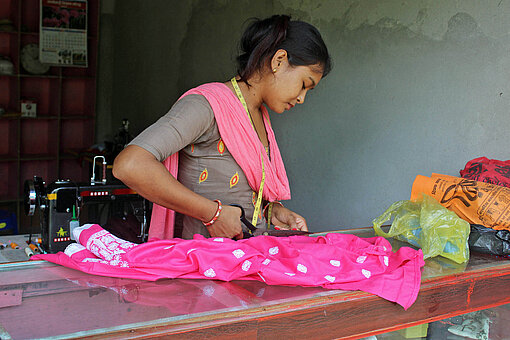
[33,224,425,309]
[460,157,510,188]
[149,83,290,240]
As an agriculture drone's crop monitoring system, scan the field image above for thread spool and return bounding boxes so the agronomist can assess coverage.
[28,243,39,252]
[25,247,34,257]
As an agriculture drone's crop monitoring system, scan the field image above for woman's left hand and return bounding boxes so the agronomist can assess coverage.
[271,204,308,231]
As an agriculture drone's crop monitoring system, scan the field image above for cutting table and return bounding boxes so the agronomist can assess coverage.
[0,228,509,339]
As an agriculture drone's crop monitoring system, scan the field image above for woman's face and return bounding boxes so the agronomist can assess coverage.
[263,60,323,114]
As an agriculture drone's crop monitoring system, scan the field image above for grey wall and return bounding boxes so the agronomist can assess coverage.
[97,0,510,231]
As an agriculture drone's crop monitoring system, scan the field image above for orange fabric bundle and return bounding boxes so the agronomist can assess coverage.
[411,174,510,231]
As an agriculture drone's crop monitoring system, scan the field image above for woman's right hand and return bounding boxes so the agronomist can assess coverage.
[206,205,244,239]
[114,146,246,239]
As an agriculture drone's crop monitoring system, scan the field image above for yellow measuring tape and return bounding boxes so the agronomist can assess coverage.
[231,77,269,227]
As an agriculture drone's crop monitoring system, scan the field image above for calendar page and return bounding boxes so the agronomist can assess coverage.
[39,0,88,67]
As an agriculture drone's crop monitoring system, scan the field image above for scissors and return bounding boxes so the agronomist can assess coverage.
[230,204,311,238]
[230,204,257,238]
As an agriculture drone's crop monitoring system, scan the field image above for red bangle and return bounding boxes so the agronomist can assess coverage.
[203,200,222,226]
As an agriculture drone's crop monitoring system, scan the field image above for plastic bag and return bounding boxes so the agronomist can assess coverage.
[460,157,510,188]
[411,173,510,231]
[469,224,510,256]
[373,194,470,263]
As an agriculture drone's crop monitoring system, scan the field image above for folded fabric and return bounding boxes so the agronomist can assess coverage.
[32,224,425,310]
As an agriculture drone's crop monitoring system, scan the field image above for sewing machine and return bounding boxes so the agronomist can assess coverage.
[24,156,149,253]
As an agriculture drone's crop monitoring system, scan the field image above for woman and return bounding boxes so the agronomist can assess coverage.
[113,15,331,240]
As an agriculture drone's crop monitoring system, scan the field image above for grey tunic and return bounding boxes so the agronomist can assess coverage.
[129,94,267,239]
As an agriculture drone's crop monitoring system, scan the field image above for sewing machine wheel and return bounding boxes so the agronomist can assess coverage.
[24,176,46,216]
[24,179,37,216]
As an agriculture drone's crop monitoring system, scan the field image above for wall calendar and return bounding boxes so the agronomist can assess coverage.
[39,0,88,67]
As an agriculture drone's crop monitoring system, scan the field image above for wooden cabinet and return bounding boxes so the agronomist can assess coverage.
[0,0,99,234]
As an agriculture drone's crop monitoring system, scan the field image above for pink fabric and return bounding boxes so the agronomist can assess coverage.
[150,154,179,239]
[33,224,425,309]
[149,83,290,240]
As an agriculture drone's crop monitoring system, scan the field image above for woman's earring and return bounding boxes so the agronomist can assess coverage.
[297,96,302,103]
[272,68,277,73]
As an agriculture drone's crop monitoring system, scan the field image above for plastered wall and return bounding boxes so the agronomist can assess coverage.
[99,0,510,231]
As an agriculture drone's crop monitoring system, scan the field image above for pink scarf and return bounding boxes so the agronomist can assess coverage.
[149,83,291,240]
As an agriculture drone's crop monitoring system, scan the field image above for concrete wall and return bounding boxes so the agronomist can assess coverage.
[98,0,510,231]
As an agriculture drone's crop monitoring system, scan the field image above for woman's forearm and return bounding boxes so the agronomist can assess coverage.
[112,145,217,223]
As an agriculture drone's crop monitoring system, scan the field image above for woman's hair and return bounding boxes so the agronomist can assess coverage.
[236,15,331,83]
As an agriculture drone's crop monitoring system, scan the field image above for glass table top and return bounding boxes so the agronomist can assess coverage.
[1,229,509,339]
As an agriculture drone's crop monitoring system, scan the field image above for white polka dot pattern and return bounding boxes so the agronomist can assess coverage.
[232,249,245,259]
[269,246,279,255]
[324,275,335,282]
[204,268,216,277]
[242,260,252,271]
[297,264,308,273]
[330,260,341,267]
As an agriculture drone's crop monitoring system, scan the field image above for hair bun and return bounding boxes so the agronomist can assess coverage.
[270,15,290,49]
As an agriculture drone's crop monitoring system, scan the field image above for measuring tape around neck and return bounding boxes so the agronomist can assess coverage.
[231,77,266,227]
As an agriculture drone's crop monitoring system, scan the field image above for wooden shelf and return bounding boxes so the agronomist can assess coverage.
[19,73,60,79]
[0,0,99,234]
[61,115,95,120]
[0,157,18,162]
[21,116,58,120]
[0,198,21,204]
[20,155,57,161]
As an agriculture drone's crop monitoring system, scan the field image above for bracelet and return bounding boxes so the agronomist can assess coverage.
[203,200,222,226]
[263,201,283,220]
[274,201,284,208]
